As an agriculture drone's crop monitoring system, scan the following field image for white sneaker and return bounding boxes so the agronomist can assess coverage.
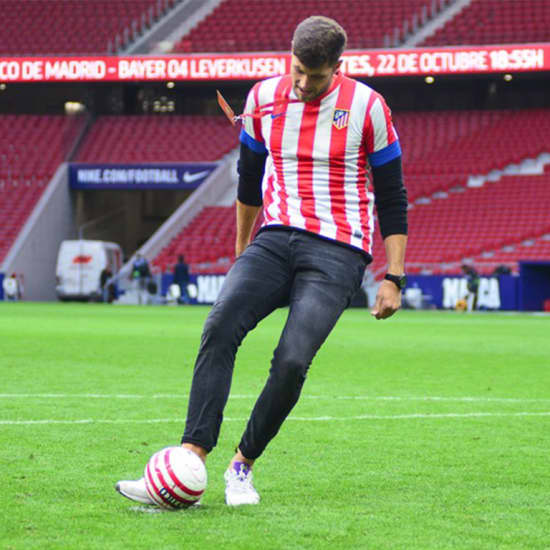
[115,477,154,505]
[224,462,260,506]
[115,477,203,507]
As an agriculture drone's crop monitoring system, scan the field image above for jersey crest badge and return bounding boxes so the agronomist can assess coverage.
[333,109,350,130]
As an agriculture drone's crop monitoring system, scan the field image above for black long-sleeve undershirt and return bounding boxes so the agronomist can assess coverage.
[237,142,408,239]
[237,142,265,207]
[371,155,408,238]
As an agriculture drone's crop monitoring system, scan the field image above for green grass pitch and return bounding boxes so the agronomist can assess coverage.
[1,302,549,549]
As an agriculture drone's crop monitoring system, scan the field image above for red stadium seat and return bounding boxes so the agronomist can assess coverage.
[147,107,550,275]
[0,0,165,55]
[173,0,435,53]
[421,0,550,47]
[0,115,85,263]
[76,116,240,163]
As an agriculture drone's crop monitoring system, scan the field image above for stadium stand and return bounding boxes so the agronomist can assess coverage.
[152,205,263,274]
[150,107,550,276]
[155,168,550,276]
[421,0,550,47]
[395,109,550,201]
[0,115,85,263]
[0,0,175,55]
[173,0,442,53]
[76,115,240,163]
[153,206,236,274]
[370,172,550,276]
[472,233,550,275]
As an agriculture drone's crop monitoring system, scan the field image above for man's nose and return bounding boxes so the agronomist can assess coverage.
[299,75,311,90]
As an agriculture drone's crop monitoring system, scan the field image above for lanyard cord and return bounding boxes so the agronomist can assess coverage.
[217,89,300,125]
[238,98,302,121]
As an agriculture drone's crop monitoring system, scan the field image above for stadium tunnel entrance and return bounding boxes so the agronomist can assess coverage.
[73,187,193,258]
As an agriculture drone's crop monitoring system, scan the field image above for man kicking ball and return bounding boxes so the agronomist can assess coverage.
[116,14,407,507]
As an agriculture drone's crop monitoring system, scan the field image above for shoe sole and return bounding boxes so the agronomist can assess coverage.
[225,495,260,506]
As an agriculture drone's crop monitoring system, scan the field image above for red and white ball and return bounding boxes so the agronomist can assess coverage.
[144,446,207,509]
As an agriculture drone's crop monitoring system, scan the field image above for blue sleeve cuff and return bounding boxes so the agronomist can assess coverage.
[368,140,402,168]
[240,129,267,154]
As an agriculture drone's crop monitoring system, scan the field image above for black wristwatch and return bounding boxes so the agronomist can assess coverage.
[384,273,406,291]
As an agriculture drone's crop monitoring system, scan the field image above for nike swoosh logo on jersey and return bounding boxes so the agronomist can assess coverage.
[182,170,212,183]
[271,113,284,119]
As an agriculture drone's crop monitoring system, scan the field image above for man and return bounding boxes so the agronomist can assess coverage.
[116,15,407,507]
[461,263,480,311]
[131,253,151,304]
[173,255,190,304]
[99,265,115,303]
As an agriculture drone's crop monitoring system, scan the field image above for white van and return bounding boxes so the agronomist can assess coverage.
[56,240,122,300]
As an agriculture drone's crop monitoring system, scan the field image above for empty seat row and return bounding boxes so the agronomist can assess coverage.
[174,0,435,53]
[0,0,175,54]
[422,0,550,46]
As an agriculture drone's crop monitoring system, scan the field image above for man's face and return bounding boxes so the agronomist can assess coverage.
[290,54,340,102]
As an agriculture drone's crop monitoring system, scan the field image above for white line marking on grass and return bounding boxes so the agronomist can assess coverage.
[1,393,550,403]
[2,412,550,425]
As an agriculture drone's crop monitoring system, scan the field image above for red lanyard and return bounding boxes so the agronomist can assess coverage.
[217,90,300,126]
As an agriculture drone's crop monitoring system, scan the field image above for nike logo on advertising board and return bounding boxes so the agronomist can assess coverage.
[182,170,212,183]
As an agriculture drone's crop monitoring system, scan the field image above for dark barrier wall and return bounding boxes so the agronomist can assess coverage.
[519,261,550,311]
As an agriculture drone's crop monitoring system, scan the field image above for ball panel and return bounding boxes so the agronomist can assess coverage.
[164,448,205,496]
[143,446,207,510]
[145,453,174,508]
[154,453,195,508]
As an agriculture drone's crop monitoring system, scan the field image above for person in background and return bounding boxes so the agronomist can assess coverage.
[131,253,152,305]
[100,265,116,303]
[132,253,150,288]
[173,255,190,304]
[461,264,480,311]
[2,273,20,301]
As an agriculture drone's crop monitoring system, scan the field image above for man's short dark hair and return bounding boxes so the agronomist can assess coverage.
[292,16,347,68]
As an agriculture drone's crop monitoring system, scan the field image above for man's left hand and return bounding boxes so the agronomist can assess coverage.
[370,280,402,320]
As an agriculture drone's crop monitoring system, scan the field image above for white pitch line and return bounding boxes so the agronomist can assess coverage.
[2,412,550,425]
[1,394,550,403]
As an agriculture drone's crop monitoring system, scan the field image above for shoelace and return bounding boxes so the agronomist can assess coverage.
[227,469,254,492]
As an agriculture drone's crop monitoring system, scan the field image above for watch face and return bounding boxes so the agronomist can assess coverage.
[399,276,407,289]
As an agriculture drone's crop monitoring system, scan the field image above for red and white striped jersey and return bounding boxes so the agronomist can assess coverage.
[240,71,401,256]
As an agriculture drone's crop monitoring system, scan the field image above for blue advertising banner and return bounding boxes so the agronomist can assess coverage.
[69,163,217,190]
[161,273,226,305]
[407,275,519,310]
[156,273,521,309]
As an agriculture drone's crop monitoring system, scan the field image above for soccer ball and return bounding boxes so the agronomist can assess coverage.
[144,446,207,509]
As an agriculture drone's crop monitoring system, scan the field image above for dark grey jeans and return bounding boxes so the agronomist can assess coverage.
[181,228,368,459]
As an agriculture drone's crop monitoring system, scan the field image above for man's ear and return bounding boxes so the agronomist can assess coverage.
[334,59,343,73]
